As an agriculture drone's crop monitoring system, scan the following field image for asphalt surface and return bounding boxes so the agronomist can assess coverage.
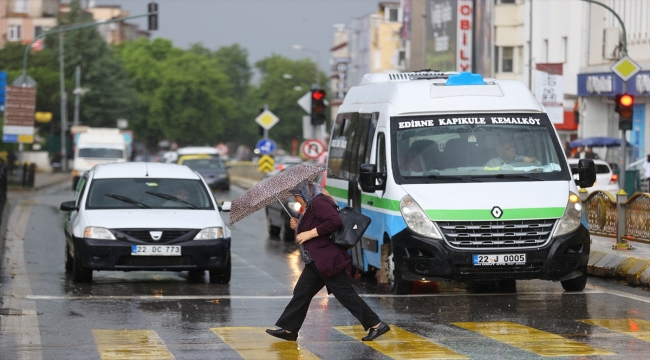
[2,181,650,359]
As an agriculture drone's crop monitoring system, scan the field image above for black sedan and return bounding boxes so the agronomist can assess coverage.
[180,157,230,191]
[265,195,301,241]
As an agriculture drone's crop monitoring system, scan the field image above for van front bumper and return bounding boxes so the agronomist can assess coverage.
[73,237,230,271]
[391,225,590,282]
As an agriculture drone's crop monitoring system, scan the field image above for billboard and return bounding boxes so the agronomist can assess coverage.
[535,64,564,124]
[425,0,473,72]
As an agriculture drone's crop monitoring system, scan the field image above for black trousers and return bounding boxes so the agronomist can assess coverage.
[275,262,380,333]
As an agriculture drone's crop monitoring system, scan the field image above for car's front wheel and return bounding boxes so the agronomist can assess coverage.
[64,243,73,272]
[267,211,280,237]
[385,242,412,295]
[72,257,92,283]
[561,271,587,292]
[209,255,231,284]
[279,215,294,242]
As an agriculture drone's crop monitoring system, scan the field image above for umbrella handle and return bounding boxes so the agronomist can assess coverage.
[275,194,293,218]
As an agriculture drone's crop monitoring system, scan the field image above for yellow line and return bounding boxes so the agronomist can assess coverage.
[211,327,320,360]
[580,318,650,342]
[335,325,468,359]
[92,330,175,360]
[453,322,615,357]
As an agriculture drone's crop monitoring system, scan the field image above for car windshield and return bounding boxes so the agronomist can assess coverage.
[86,178,214,210]
[182,158,225,170]
[392,113,571,184]
[78,147,124,159]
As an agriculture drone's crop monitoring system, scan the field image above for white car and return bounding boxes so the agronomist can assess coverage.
[60,162,232,283]
[567,158,619,194]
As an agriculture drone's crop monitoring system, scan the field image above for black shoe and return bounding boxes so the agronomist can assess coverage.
[266,328,298,341]
[362,322,390,341]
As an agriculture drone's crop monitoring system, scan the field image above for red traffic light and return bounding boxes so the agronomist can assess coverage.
[619,94,633,107]
[312,90,325,101]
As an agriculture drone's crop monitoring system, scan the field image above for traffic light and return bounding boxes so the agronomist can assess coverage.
[310,89,327,125]
[615,93,634,131]
[148,2,158,31]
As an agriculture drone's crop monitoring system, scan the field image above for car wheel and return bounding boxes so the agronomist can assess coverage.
[561,271,587,292]
[385,243,412,295]
[72,257,92,283]
[279,215,294,242]
[64,243,73,272]
[266,211,280,237]
[209,255,231,284]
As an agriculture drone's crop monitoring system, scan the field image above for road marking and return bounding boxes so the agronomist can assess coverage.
[25,290,605,301]
[453,321,615,357]
[1,204,43,360]
[580,318,650,342]
[335,325,468,359]
[92,329,175,360]
[586,284,650,305]
[211,327,319,360]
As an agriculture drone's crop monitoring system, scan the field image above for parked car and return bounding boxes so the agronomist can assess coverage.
[275,156,302,171]
[567,158,619,194]
[178,154,230,191]
[60,162,232,283]
[265,194,301,241]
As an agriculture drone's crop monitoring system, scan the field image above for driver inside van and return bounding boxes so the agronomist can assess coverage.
[485,140,538,169]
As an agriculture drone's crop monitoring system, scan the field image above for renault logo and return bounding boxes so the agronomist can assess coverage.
[491,206,503,219]
[150,231,163,241]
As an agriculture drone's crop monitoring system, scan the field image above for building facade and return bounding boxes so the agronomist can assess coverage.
[0,0,59,48]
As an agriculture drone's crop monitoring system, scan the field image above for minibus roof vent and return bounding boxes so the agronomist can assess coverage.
[387,70,458,81]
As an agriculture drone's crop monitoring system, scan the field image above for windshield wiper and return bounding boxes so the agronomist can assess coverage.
[145,191,198,209]
[403,175,477,182]
[470,174,543,181]
[104,194,151,208]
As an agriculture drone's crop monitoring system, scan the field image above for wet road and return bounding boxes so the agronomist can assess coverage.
[2,182,650,359]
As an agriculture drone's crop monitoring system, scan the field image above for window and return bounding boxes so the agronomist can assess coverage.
[14,0,28,13]
[543,39,549,62]
[495,46,514,73]
[496,0,516,4]
[35,26,43,37]
[562,37,568,63]
[78,148,124,159]
[387,7,399,22]
[8,25,22,41]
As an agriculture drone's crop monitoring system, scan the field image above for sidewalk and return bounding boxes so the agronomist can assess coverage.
[587,235,650,287]
[30,171,71,191]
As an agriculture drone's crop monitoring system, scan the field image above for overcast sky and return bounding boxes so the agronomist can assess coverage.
[95,0,379,74]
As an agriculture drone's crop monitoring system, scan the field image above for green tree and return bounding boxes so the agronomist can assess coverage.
[58,0,136,128]
[252,55,326,150]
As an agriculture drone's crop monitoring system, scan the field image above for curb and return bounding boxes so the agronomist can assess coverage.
[587,249,650,287]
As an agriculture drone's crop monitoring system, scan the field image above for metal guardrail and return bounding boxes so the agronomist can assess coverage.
[583,190,650,244]
[5,163,36,188]
[226,161,265,182]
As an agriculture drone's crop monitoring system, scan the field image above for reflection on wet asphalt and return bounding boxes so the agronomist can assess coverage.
[2,182,650,359]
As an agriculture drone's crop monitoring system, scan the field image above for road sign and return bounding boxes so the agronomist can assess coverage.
[611,56,641,82]
[255,109,279,130]
[300,139,326,160]
[4,86,36,127]
[297,91,311,114]
[257,154,275,173]
[256,139,276,155]
[0,71,6,112]
[215,143,228,155]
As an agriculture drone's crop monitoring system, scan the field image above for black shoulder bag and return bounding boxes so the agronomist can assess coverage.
[311,196,372,250]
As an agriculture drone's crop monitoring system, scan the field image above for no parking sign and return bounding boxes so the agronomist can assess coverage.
[300,139,326,160]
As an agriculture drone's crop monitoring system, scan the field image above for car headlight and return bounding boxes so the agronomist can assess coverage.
[194,227,224,240]
[288,201,302,212]
[399,195,442,239]
[553,192,583,237]
[84,227,116,240]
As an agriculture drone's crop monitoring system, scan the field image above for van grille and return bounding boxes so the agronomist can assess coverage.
[436,219,557,249]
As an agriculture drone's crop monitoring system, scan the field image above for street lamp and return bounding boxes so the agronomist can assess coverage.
[292,44,321,86]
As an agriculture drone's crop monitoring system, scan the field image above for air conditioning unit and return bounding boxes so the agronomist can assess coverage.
[603,27,620,60]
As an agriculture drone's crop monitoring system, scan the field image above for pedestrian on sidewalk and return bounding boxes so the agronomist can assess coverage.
[644,154,650,192]
[266,180,389,342]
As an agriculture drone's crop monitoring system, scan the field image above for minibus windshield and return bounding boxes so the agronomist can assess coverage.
[391,113,571,184]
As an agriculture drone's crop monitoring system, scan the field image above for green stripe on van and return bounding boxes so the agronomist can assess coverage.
[425,207,565,221]
[361,194,401,212]
[325,186,348,199]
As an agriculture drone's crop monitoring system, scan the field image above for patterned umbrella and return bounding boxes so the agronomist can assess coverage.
[229,163,327,225]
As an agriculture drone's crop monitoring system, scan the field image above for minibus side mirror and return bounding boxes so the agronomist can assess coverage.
[60,201,78,212]
[573,159,596,188]
[359,163,386,192]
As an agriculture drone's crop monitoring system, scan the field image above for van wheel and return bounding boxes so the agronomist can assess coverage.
[266,212,280,237]
[72,258,92,283]
[64,244,73,272]
[561,271,587,292]
[385,245,412,294]
[279,215,294,242]
[209,255,231,284]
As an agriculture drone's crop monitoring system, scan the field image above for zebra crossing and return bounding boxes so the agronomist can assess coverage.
[87,318,650,359]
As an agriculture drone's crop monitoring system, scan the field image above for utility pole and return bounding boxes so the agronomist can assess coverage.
[73,65,80,127]
[59,32,68,172]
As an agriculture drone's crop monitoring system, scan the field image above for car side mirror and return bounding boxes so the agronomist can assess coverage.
[60,201,78,212]
[358,163,386,192]
[573,159,596,188]
[221,201,231,212]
